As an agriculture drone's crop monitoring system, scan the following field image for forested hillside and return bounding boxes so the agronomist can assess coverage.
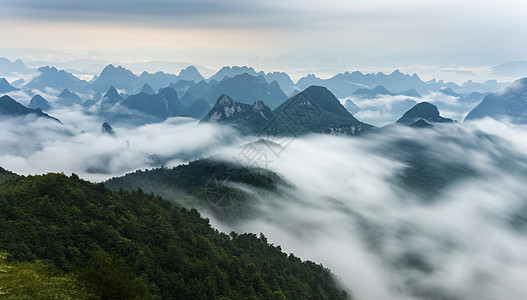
[0,171,349,299]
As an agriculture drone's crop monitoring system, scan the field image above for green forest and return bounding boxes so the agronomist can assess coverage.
[0,168,349,299]
[105,158,286,223]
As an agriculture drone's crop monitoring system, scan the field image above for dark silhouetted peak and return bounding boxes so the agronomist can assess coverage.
[0,95,61,122]
[140,83,155,95]
[28,95,52,111]
[101,122,115,135]
[0,78,18,93]
[104,86,121,100]
[396,102,454,125]
[158,87,179,100]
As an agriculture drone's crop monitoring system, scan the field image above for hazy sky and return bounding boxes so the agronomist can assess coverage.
[1,0,526,74]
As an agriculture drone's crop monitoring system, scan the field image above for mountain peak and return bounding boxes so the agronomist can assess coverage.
[28,94,52,111]
[0,95,61,122]
[140,83,155,95]
[0,78,18,93]
[104,86,120,99]
[58,89,74,97]
[101,122,115,135]
[396,102,454,125]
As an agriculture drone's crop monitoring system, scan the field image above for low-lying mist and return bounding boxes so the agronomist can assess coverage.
[2,106,527,299]
[0,109,243,181]
[210,119,527,300]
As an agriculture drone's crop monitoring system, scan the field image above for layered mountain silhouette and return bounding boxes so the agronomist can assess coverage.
[89,64,141,93]
[465,78,527,122]
[492,61,527,77]
[352,85,422,99]
[0,57,33,76]
[140,83,155,95]
[122,87,185,119]
[0,78,18,93]
[210,66,259,81]
[55,89,83,106]
[201,85,373,136]
[396,102,455,126]
[209,66,295,95]
[25,66,87,92]
[138,71,177,91]
[202,73,288,109]
[353,85,396,98]
[177,66,205,82]
[28,95,52,111]
[0,95,60,122]
[98,86,124,112]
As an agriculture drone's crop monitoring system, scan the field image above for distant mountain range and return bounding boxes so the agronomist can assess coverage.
[492,61,527,78]
[25,66,88,92]
[3,56,524,127]
[0,57,33,76]
[352,85,421,99]
[465,78,527,122]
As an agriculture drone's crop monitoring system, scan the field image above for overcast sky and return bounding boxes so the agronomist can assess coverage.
[1,0,526,77]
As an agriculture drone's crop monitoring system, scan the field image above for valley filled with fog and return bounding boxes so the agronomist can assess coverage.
[2,100,527,299]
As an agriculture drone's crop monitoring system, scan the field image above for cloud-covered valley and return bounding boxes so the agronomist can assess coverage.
[2,105,527,300]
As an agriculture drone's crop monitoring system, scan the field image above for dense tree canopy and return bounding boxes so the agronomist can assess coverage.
[0,171,349,299]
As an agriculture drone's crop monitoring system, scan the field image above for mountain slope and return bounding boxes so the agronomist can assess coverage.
[464,78,527,122]
[200,94,274,134]
[0,171,349,299]
[272,86,373,135]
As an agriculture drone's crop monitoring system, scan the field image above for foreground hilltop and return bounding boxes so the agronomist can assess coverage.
[0,169,349,299]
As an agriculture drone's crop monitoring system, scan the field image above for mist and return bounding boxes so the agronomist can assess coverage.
[207,120,527,300]
[0,108,243,181]
[2,103,527,299]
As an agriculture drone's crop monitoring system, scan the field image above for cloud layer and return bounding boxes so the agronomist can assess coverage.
[211,120,527,300]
